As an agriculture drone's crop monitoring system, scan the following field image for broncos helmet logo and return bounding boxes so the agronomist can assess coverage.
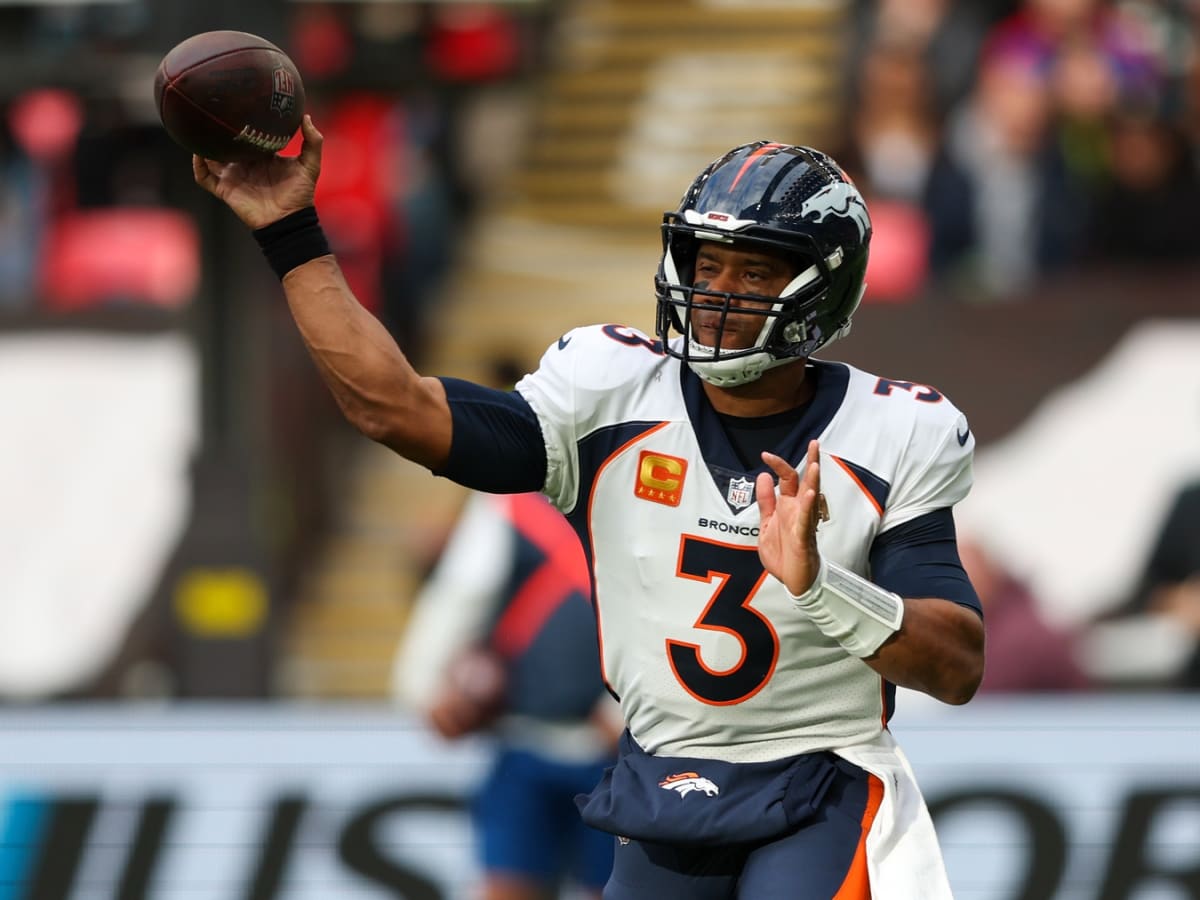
[799,182,870,240]
[659,772,720,798]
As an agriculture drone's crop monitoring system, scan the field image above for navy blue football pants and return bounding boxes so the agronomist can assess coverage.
[601,764,882,899]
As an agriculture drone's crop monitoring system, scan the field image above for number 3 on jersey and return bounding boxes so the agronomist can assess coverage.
[667,536,779,705]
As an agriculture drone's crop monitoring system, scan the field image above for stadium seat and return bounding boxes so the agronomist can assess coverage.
[862,199,929,304]
[37,207,200,311]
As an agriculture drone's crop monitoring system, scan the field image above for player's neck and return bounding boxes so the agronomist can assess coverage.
[702,362,814,418]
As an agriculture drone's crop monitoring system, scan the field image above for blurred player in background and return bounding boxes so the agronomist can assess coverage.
[1095,476,1200,688]
[394,464,617,899]
[194,121,985,899]
[1129,477,1200,687]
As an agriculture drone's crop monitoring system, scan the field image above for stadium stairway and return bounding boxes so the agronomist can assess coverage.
[277,0,850,699]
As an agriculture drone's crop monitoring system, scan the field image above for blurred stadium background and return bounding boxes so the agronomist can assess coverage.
[0,0,1198,897]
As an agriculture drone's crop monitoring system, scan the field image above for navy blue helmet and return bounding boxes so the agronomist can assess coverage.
[655,142,872,386]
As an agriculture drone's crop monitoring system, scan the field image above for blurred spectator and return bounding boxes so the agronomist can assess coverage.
[1049,32,1122,186]
[982,0,1163,205]
[1082,105,1200,262]
[858,0,1199,300]
[850,0,998,117]
[839,38,940,302]
[959,537,1092,692]
[850,39,940,206]
[924,50,1085,299]
[981,0,1160,94]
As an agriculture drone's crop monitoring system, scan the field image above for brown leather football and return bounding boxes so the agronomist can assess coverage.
[154,30,305,163]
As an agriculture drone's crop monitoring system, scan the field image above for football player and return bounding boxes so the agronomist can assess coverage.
[194,120,985,899]
[395,489,619,900]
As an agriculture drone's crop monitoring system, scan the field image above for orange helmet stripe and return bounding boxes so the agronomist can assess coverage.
[727,142,788,192]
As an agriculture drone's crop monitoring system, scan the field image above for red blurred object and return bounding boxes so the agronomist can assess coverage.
[426,4,520,82]
[290,5,354,80]
[863,200,930,303]
[286,95,404,314]
[8,89,83,163]
[39,209,201,310]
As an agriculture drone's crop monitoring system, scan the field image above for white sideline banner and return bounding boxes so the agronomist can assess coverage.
[0,696,1197,899]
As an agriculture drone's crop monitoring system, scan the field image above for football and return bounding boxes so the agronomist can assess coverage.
[154,30,304,163]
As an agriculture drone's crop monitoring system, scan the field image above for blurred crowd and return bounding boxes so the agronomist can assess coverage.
[3,0,1198,314]
[0,0,1197,702]
[845,0,1200,302]
[9,0,1193,316]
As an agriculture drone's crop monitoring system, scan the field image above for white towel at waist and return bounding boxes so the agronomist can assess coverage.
[835,730,955,899]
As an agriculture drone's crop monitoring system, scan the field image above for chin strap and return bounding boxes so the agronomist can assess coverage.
[787,557,904,658]
[687,349,802,387]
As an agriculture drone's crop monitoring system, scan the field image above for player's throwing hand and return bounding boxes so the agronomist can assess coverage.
[192,115,323,230]
[756,440,822,597]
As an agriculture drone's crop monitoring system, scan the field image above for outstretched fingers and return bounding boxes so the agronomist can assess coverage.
[755,470,777,518]
[762,443,820,494]
[756,443,823,590]
[762,451,800,495]
[760,442,822,540]
[798,440,822,539]
[801,439,820,498]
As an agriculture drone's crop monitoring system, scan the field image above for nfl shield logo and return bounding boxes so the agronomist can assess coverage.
[726,477,754,509]
[270,67,296,116]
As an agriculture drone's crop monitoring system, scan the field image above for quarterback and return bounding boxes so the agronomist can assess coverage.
[194,120,985,899]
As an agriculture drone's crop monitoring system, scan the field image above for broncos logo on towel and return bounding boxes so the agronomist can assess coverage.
[659,772,720,798]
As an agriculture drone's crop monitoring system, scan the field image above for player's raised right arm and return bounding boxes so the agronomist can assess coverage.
[280,256,452,467]
[192,115,452,469]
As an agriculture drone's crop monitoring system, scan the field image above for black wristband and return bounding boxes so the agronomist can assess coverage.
[252,207,331,280]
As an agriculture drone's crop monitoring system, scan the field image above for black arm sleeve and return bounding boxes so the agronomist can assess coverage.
[431,377,547,493]
[870,508,982,616]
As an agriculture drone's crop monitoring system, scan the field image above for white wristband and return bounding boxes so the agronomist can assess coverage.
[788,558,904,658]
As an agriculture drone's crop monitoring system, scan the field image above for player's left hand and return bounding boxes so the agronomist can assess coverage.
[756,440,822,596]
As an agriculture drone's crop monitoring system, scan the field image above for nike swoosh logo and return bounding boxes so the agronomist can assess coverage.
[557,335,572,350]
[957,426,970,446]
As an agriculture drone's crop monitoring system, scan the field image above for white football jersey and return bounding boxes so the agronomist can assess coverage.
[516,324,973,764]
